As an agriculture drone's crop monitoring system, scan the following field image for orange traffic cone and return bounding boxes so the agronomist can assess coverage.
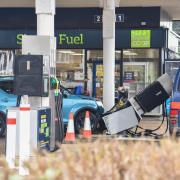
[65,112,75,142]
[83,111,92,138]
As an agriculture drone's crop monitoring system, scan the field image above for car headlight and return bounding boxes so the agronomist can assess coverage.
[96,101,103,107]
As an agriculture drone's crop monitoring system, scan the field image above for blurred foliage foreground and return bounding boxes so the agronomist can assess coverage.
[0,139,180,180]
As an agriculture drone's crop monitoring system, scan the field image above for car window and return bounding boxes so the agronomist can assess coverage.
[60,85,73,95]
[178,81,180,91]
[0,80,14,94]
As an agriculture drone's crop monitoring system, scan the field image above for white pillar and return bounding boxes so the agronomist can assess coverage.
[37,15,54,36]
[35,0,56,107]
[35,0,57,151]
[103,0,116,111]
[36,0,55,36]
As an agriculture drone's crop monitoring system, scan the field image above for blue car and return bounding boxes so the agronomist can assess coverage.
[169,68,180,135]
[0,76,104,136]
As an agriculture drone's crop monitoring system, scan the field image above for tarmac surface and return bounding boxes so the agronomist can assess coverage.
[0,116,167,155]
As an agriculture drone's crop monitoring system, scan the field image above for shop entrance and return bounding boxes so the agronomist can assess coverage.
[123,62,148,98]
[88,61,149,100]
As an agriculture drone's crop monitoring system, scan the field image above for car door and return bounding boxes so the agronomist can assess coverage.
[62,89,73,123]
[0,89,17,113]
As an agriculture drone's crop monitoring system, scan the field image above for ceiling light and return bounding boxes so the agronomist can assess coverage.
[115,51,121,53]
[72,53,84,56]
[123,50,130,53]
[124,52,138,56]
[58,50,74,54]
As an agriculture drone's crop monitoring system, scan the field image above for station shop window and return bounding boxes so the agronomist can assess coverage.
[56,49,85,92]
[123,49,159,98]
[0,50,15,76]
[167,49,180,59]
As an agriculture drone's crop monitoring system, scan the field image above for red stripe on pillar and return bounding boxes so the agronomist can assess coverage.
[7,118,16,125]
[20,107,30,111]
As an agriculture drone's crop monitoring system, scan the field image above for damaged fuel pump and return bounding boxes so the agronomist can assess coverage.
[102,73,172,137]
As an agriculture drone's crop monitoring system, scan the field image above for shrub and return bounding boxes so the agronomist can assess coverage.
[1,139,180,180]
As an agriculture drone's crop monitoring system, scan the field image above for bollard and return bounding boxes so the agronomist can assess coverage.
[6,109,17,169]
[19,95,30,176]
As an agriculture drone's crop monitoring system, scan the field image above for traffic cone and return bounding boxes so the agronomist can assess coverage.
[65,112,75,142]
[83,111,92,138]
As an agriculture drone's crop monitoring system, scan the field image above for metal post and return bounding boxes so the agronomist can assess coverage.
[102,0,116,111]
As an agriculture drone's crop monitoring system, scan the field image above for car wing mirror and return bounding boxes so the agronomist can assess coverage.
[63,93,68,98]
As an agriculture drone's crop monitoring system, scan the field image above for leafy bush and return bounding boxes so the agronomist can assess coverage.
[1,139,180,179]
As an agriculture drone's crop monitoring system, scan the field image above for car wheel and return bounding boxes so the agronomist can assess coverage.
[0,115,6,137]
[74,110,99,134]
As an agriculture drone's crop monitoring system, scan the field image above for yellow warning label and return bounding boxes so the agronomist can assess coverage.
[41,114,46,119]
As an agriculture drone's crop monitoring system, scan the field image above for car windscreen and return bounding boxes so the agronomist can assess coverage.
[0,80,14,94]
[60,85,73,95]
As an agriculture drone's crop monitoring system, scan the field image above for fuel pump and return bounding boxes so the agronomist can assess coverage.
[13,54,64,152]
[102,73,172,137]
[50,77,64,147]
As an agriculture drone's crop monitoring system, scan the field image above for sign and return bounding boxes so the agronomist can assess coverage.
[59,33,84,45]
[0,7,161,30]
[17,33,84,46]
[124,71,134,82]
[94,15,102,23]
[116,14,125,22]
[0,28,165,49]
[131,30,151,48]
[94,14,125,23]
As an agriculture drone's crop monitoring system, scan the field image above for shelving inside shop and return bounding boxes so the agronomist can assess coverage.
[56,49,85,89]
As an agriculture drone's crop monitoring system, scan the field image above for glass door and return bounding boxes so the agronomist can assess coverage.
[123,49,160,98]
[94,63,103,99]
[87,50,122,99]
[123,62,147,98]
[90,61,121,100]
